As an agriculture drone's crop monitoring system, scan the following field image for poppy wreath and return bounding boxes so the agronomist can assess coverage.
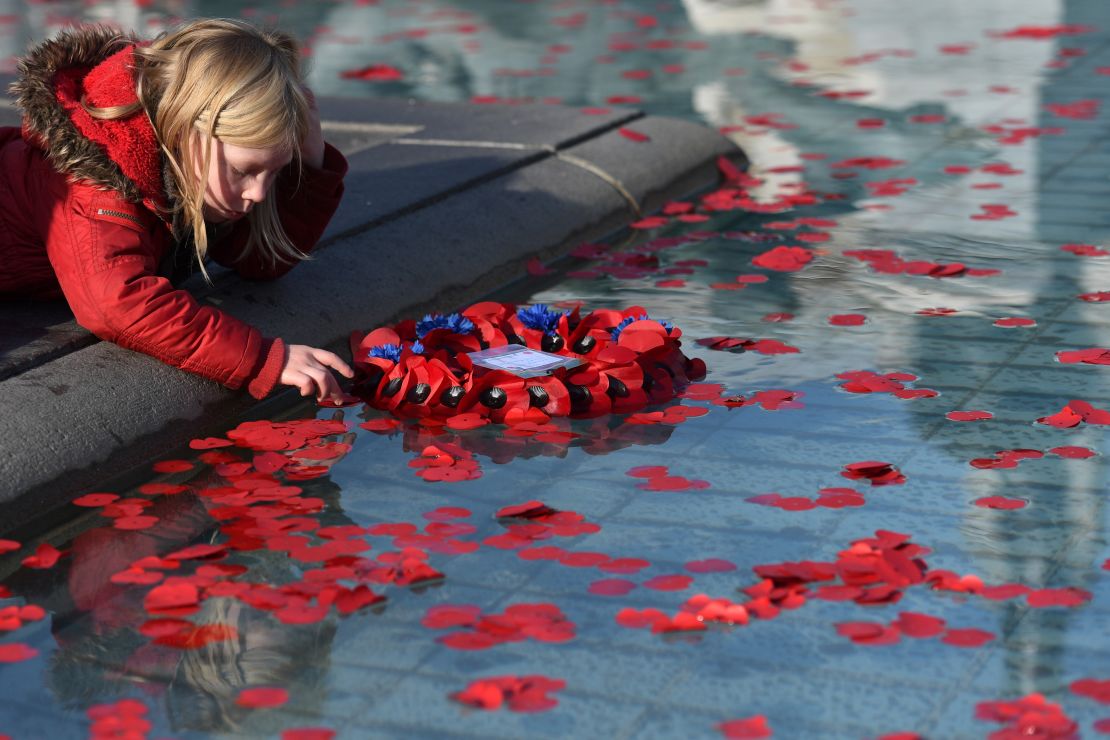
[349,302,706,423]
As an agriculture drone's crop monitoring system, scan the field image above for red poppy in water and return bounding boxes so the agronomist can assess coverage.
[717,715,772,738]
[452,675,566,712]
[21,542,63,569]
[1070,678,1110,704]
[975,693,1077,738]
[339,63,404,81]
[841,461,906,486]
[236,687,289,709]
[752,246,813,271]
[0,643,37,663]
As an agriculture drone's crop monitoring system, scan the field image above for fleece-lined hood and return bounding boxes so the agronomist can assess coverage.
[10,25,171,220]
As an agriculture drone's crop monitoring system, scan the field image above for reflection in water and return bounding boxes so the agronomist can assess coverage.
[14,456,352,735]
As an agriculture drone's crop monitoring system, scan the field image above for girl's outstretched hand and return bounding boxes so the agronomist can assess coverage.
[280,344,354,402]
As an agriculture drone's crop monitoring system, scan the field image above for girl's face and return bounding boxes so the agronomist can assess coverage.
[193,135,293,223]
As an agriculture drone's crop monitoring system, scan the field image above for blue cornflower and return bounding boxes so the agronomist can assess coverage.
[369,341,424,362]
[516,304,568,334]
[610,314,673,342]
[369,343,403,363]
[416,312,475,338]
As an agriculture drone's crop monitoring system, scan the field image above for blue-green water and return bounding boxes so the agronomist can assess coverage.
[2,1,1110,738]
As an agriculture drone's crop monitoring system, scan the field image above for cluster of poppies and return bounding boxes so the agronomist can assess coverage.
[349,302,705,422]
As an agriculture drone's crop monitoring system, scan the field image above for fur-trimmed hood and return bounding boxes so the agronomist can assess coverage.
[10,25,171,220]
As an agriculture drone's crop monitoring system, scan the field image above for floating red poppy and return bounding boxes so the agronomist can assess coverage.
[1047,99,1100,119]
[153,623,238,649]
[752,246,813,271]
[893,611,946,639]
[1037,400,1110,427]
[697,336,799,354]
[1056,348,1110,365]
[73,493,119,507]
[974,496,1027,510]
[152,460,192,474]
[189,437,233,450]
[589,578,637,596]
[975,693,1077,739]
[21,542,62,569]
[940,628,995,648]
[452,675,566,712]
[1070,678,1110,704]
[970,448,1045,469]
[425,602,575,649]
[837,370,936,398]
[339,64,403,81]
[685,558,738,574]
[1049,445,1097,459]
[993,317,1036,328]
[113,516,160,531]
[1026,587,1091,608]
[281,729,336,740]
[717,715,772,738]
[88,698,150,740]
[946,410,993,422]
[1079,291,1110,302]
[840,461,906,486]
[1061,243,1109,257]
[236,687,290,709]
[643,574,693,591]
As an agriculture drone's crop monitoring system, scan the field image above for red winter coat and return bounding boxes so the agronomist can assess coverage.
[0,27,348,398]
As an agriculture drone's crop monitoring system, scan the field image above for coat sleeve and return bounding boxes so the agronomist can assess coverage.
[207,141,348,280]
[46,186,287,399]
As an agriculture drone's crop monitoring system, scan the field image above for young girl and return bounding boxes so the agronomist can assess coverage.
[0,18,353,401]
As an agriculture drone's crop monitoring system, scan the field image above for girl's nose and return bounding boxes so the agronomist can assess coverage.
[242,172,277,206]
[242,180,266,205]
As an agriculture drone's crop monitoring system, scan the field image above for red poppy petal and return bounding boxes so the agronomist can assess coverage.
[73,493,119,507]
[236,687,290,709]
[717,715,772,738]
[588,579,637,596]
[0,643,38,662]
[946,410,993,422]
[642,575,693,591]
[940,628,995,647]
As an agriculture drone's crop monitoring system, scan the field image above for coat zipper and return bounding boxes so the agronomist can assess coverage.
[96,207,145,226]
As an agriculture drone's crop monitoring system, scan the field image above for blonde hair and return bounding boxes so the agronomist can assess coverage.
[85,18,310,276]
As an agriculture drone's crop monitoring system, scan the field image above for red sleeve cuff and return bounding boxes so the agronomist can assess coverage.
[247,337,287,399]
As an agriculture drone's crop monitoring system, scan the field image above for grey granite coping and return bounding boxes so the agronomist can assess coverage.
[0,92,745,530]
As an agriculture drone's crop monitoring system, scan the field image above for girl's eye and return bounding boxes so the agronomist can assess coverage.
[232,168,247,178]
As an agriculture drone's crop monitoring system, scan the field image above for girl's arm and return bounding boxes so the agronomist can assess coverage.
[46,187,351,400]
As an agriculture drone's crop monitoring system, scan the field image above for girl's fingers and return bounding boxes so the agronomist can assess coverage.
[303,366,331,398]
[318,373,342,401]
[313,349,355,378]
[279,345,353,399]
